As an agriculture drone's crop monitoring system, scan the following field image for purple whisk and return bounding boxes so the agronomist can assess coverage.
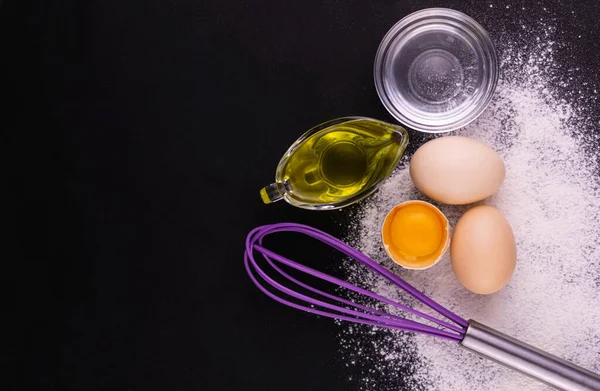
[245,222,467,341]
[244,223,600,391]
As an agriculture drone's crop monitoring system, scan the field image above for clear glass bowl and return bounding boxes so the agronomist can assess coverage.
[374,8,499,133]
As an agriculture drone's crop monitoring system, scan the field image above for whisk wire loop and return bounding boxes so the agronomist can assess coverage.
[245,223,467,341]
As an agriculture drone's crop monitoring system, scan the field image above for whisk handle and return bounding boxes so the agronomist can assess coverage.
[460,320,600,391]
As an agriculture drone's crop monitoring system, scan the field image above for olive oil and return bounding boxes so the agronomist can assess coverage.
[261,117,409,210]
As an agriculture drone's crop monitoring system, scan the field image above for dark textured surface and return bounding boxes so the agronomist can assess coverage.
[3,1,598,390]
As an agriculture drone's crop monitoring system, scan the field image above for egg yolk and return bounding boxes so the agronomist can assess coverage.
[383,203,446,266]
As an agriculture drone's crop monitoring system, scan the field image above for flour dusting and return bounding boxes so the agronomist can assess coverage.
[338,11,600,391]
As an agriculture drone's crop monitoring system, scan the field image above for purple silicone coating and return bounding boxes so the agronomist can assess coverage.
[254,223,468,329]
[244,223,468,341]
[244,252,461,341]
[259,249,418,327]
[256,245,464,335]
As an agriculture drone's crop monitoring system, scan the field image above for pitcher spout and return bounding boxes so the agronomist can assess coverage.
[260,183,284,204]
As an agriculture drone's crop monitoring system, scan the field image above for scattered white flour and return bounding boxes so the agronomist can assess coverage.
[338,13,600,391]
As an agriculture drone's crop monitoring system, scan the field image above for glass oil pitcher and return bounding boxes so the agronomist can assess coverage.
[260,117,409,210]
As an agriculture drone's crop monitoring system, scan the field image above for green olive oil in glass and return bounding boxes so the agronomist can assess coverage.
[260,117,409,210]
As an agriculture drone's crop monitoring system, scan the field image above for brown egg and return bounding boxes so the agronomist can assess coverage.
[450,205,516,294]
[409,137,505,205]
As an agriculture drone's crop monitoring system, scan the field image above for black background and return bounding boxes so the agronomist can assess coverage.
[4,1,599,390]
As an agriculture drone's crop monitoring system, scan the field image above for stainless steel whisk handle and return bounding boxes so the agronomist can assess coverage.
[460,320,600,391]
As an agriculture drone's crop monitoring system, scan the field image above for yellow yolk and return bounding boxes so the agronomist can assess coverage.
[382,202,448,268]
